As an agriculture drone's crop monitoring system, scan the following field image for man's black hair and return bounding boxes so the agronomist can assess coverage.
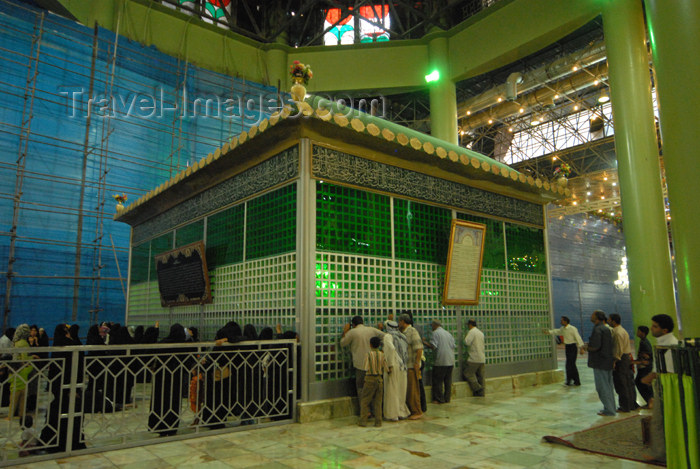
[369,336,381,348]
[651,314,674,333]
[351,315,363,327]
[637,325,649,335]
[593,310,606,322]
[561,316,570,324]
[467,319,477,327]
[609,313,621,325]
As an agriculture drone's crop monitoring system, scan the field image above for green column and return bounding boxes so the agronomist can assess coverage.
[601,0,676,331]
[644,0,700,338]
[427,32,458,144]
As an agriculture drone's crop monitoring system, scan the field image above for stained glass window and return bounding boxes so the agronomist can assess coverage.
[323,6,390,46]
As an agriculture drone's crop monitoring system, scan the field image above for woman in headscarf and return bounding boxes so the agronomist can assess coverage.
[137,323,159,385]
[133,325,144,344]
[36,328,50,359]
[69,324,81,345]
[40,323,86,453]
[258,327,274,341]
[27,325,39,348]
[109,325,136,409]
[9,324,37,419]
[198,326,233,429]
[83,324,108,413]
[147,323,187,437]
[382,320,411,421]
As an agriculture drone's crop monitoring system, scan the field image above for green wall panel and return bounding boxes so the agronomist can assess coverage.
[457,212,506,270]
[394,200,451,263]
[505,223,546,274]
[129,242,150,285]
[246,184,297,260]
[206,205,244,268]
[316,182,391,257]
[175,219,204,247]
[149,233,173,282]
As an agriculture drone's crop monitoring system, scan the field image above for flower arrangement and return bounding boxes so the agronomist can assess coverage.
[112,193,127,204]
[290,60,313,85]
[553,163,572,177]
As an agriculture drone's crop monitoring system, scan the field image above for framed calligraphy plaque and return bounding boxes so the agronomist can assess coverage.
[443,220,486,305]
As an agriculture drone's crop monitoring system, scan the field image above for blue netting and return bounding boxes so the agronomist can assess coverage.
[0,0,277,330]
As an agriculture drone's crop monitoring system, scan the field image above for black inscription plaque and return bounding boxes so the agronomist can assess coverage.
[155,241,212,307]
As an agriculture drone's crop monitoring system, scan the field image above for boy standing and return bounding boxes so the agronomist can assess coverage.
[359,336,390,427]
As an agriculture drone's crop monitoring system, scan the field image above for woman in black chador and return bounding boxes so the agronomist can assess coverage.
[83,324,109,413]
[40,324,86,453]
[147,324,186,437]
[109,325,136,408]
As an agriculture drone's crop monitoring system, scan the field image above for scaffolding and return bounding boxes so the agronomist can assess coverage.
[0,0,276,330]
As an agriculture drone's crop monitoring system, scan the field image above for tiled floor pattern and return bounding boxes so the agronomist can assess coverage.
[11,363,657,469]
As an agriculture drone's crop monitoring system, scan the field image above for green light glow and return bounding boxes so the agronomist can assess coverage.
[425,70,440,83]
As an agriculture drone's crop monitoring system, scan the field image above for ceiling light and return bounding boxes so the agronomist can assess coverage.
[601,196,605,200]
[508,127,513,132]
[488,119,493,124]
[586,191,591,196]
[594,79,599,86]
[554,94,560,100]
[598,209,603,212]
[604,176,608,181]
[531,116,540,126]
[467,110,471,116]
[497,97,503,103]
[573,201,577,206]
[598,92,610,103]
[612,182,617,186]
[519,108,524,113]
[574,104,580,111]
[667,215,671,220]
[459,130,465,136]
[572,65,579,72]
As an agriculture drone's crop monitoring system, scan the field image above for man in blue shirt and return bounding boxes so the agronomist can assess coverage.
[424,320,455,404]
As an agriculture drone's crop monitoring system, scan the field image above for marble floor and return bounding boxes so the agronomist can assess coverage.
[12,363,657,469]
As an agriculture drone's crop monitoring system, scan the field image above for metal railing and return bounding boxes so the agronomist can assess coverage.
[0,340,297,466]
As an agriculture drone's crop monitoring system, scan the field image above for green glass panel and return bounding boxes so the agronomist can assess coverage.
[175,219,204,247]
[246,184,297,260]
[394,199,451,263]
[149,232,173,282]
[129,241,150,285]
[457,212,506,269]
[316,182,391,257]
[206,205,244,268]
[505,223,546,274]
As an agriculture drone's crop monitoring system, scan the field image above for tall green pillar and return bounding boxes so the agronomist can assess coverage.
[644,0,700,338]
[427,32,458,144]
[601,0,676,331]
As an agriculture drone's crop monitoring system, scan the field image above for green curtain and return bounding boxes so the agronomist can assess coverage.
[660,373,699,469]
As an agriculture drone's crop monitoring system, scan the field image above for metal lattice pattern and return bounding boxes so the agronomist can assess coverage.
[0,343,296,463]
[315,256,551,381]
[129,253,296,341]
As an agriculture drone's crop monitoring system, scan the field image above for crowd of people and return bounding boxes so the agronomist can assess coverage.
[341,311,486,427]
[544,311,677,463]
[0,310,680,463]
[0,320,298,455]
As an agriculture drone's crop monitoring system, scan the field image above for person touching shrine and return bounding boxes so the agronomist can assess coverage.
[544,316,583,386]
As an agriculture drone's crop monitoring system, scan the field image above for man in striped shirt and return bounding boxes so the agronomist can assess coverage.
[358,336,389,427]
